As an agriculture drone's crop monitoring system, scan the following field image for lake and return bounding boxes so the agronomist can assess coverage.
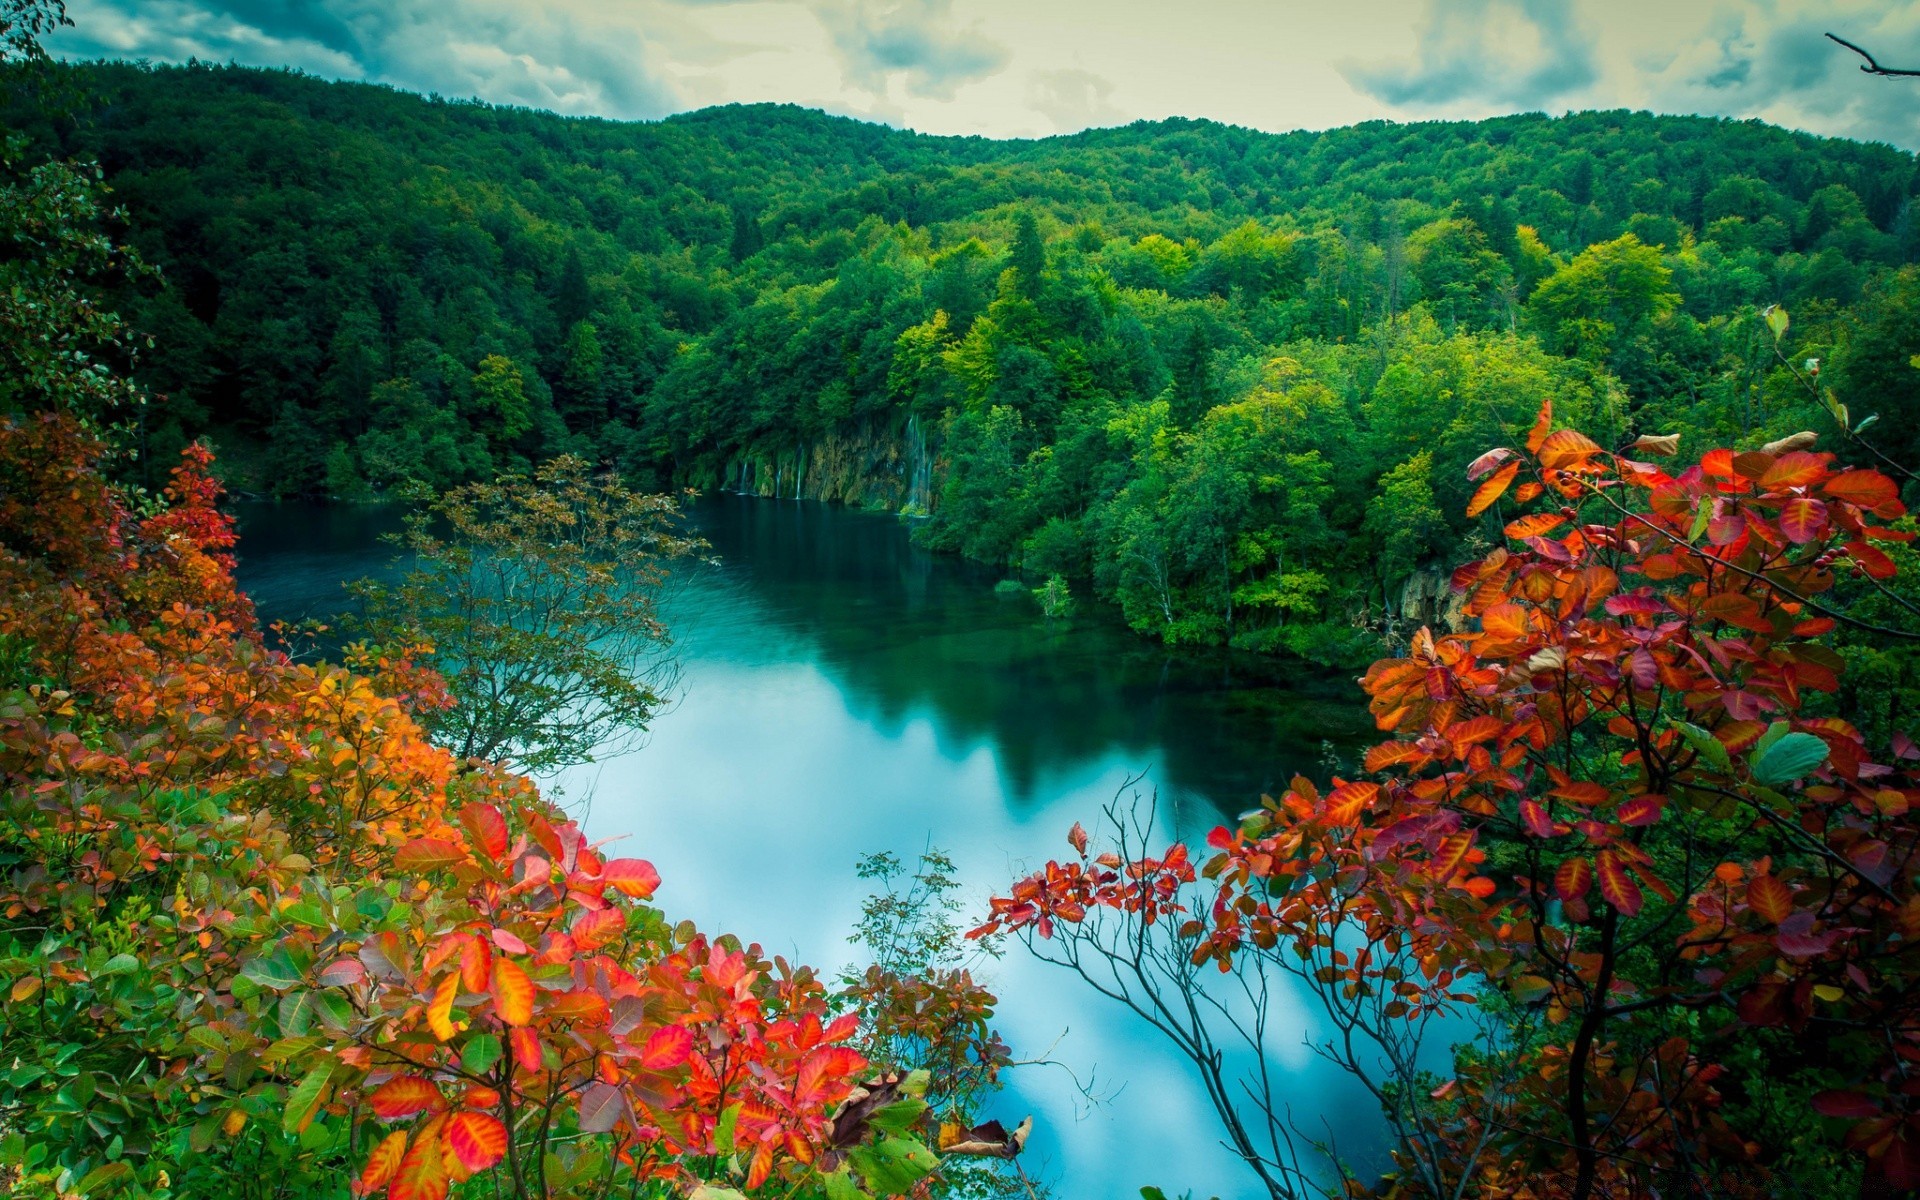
[234,492,1387,1200]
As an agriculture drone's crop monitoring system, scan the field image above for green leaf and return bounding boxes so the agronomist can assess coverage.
[1765,304,1789,342]
[898,1069,930,1098]
[1141,1190,1169,1200]
[1676,722,1730,773]
[281,1062,332,1136]
[714,1100,741,1155]
[1687,496,1711,544]
[1752,732,1829,788]
[867,1099,928,1134]
[75,1162,133,1194]
[277,990,315,1037]
[849,1136,939,1195]
[310,990,354,1033]
[461,1034,503,1076]
[97,953,138,977]
[282,901,329,929]
[1753,720,1790,760]
[241,947,303,991]
[825,1166,872,1200]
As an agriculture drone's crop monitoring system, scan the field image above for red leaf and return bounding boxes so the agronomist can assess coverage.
[317,957,366,988]
[1467,447,1515,481]
[1812,1090,1880,1119]
[1067,822,1089,856]
[1616,795,1665,827]
[1554,858,1592,901]
[394,838,467,873]
[1823,469,1901,512]
[1846,541,1897,580]
[444,1111,508,1172]
[640,1024,694,1071]
[368,1076,444,1121]
[458,804,509,860]
[577,1082,624,1134]
[1595,850,1642,916]
[490,959,535,1027]
[1779,497,1829,544]
[1746,874,1793,925]
[1518,800,1555,838]
[601,858,660,899]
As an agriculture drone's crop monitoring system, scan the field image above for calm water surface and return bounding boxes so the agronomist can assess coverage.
[235,494,1387,1200]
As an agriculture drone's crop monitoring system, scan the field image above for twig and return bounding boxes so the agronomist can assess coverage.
[1827,32,1920,78]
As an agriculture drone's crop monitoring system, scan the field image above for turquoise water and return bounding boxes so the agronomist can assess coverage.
[234,493,1387,1199]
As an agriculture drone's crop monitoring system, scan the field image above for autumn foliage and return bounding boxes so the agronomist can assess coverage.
[978,401,1920,1198]
[0,412,942,1199]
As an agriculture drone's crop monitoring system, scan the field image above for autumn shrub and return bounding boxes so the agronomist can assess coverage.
[979,401,1920,1199]
[0,403,979,1200]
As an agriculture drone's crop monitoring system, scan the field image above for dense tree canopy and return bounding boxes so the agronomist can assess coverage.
[10,61,1920,664]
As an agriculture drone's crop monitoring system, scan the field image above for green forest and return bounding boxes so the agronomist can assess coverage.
[13,59,1920,664]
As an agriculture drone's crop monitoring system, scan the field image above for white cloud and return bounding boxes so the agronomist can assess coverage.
[46,0,1920,148]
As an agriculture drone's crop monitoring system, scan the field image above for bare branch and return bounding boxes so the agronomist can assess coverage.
[1827,32,1920,78]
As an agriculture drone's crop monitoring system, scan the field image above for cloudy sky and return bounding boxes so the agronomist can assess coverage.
[48,0,1920,148]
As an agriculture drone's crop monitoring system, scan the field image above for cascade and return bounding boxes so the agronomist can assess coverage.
[795,445,806,500]
[905,414,932,512]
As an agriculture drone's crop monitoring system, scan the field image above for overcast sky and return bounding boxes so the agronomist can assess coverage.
[48,0,1920,148]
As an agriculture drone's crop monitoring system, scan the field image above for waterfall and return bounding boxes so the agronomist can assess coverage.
[794,445,806,500]
[905,414,932,513]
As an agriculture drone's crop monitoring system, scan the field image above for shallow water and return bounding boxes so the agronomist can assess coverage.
[235,493,1389,1200]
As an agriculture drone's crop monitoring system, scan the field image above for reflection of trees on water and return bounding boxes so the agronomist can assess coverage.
[234,494,1376,819]
[689,495,1374,816]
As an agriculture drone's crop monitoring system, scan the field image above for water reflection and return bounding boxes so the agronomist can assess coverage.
[234,494,1390,1200]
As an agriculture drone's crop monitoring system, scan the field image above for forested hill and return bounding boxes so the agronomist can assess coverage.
[19,60,1920,662]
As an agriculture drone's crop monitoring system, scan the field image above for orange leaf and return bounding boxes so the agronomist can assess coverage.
[490,959,535,1027]
[394,838,467,873]
[571,907,626,951]
[369,1076,444,1121]
[444,1111,509,1173]
[458,803,510,860]
[1747,874,1793,925]
[1595,850,1642,916]
[1537,429,1601,471]
[1466,460,1520,518]
[1431,832,1475,880]
[427,971,459,1042]
[601,858,660,899]
[1480,602,1530,643]
[1759,451,1827,491]
[1322,781,1378,826]
[1526,399,1552,454]
[640,1024,694,1071]
[388,1121,450,1200]
[509,1027,542,1073]
[1504,512,1566,539]
[458,937,491,996]
[353,1130,407,1196]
